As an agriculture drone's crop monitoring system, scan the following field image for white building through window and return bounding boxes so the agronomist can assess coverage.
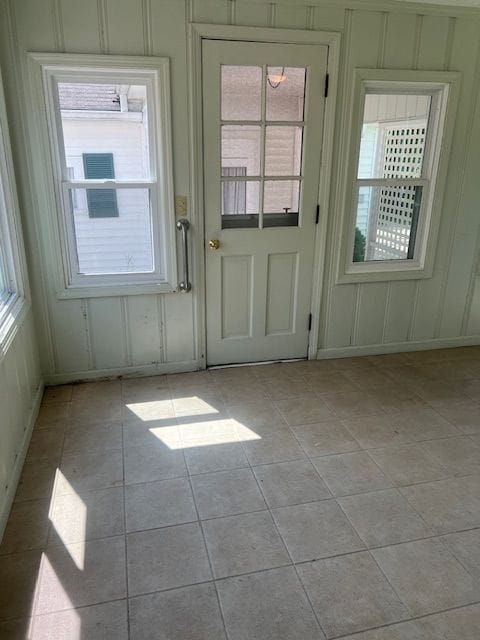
[29,54,176,296]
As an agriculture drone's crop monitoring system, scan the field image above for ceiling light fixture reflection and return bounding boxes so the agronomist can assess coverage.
[267,67,286,89]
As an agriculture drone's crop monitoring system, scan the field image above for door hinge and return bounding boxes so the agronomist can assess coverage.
[308,313,312,331]
[324,73,329,98]
[315,204,320,224]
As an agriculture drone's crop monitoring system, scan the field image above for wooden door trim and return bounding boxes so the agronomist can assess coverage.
[188,23,341,367]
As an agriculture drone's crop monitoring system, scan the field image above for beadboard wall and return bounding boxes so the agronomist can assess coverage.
[0,0,479,383]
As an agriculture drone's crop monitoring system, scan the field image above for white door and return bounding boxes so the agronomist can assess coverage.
[203,40,328,365]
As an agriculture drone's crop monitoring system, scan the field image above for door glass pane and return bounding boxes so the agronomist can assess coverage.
[57,82,150,180]
[221,66,262,121]
[354,185,423,262]
[358,94,431,179]
[68,188,153,274]
[263,180,300,214]
[265,126,303,176]
[222,126,261,176]
[266,67,306,121]
[222,180,260,215]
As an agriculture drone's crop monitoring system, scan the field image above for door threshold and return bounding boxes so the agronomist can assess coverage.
[207,357,307,370]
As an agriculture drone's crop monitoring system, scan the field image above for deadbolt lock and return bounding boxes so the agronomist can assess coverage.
[208,239,220,250]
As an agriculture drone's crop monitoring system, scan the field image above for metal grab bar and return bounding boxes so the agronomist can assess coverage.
[176,218,192,292]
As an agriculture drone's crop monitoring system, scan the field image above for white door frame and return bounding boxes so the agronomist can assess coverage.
[188,23,341,368]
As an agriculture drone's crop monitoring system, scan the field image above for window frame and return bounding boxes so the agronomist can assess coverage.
[0,68,29,353]
[28,53,177,298]
[337,68,461,284]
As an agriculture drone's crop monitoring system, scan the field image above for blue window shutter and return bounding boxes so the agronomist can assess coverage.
[82,153,118,218]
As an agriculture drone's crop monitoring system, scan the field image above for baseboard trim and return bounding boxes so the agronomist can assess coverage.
[43,360,201,386]
[0,381,44,542]
[317,335,480,360]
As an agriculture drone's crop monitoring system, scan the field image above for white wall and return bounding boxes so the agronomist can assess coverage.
[0,0,479,384]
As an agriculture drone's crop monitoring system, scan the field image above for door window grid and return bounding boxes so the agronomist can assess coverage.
[220,64,306,229]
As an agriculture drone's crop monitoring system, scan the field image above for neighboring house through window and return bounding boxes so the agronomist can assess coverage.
[83,153,119,218]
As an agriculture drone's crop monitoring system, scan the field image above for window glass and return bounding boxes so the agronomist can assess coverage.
[265,126,303,176]
[221,126,261,176]
[266,67,306,121]
[221,66,262,121]
[58,82,150,180]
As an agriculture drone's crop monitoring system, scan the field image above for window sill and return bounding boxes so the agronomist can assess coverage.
[55,281,181,300]
[0,294,30,362]
[336,260,432,284]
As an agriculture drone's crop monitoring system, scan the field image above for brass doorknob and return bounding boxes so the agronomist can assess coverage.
[208,239,220,250]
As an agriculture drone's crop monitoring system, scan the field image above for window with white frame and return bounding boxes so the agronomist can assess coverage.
[340,70,459,282]
[0,71,27,341]
[29,54,177,295]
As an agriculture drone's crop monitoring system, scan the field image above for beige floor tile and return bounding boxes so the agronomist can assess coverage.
[366,385,428,414]
[372,538,479,616]
[191,468,266,519]
[209,365,256,384]
[35,402,71,429]
[291,420,361,457]
[274,396,334,426]
[57,451,123,495]
[343,367,396,389]
[173,392,227,418]
[298,551,409,638]
[412,380,472,406]
[35,536,126,615]
[420,436,480,476]
[122,397,175,422]
[167,371,213,388]
[124,446,186,485]
[123,419,180,450]
[125,478,196,533]
[129,583,226,640]
[418,603,480,640]
[42,385,73,405]
[0,549,42,621]
[48,487,124,545]
[71,380,121,403]
[227,400,287,429]
[441,529,480,580]
[32,600,128,640]
[184,441,249,475]
[401,475,480,534]
[0,500,50,555]
[253,459,331,508]
[264,377,315,399]
[0,617,35,639]
[272,500,364,562]
[178,417,238,446]
[338,620,428,639]
[301,371,355,394]
[217,566,324,640]
[26,428,64,462]
[62,421,122,456]
[342,409,458,450]
[121,375,169,403]
[242,429,305,466]
[219,382,269,407]
[70,398,121,424]
[127,523,211,595]
[338,489,432,548]
[322,391,385,419]
[330,357,375,371]
[435,400,480,434]
[202,511,290,579]
[463,378,480,402]
[14,459,58,503]
[368,443,450,486]
[312,451,393,497]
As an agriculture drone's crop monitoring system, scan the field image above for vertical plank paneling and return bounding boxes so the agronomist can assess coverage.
[50,299,91,373]
[234,1,270,27]
[417,16,450,70]
[355,283,388,346]
[163,294,196,363]
[314,7,345,32]
[193,0,229,24]
[382,13,419,69]
[412,270,444,340]
[324,285,356,348]
[383,281,416,344]
[14,0,55,51]
[88,297,128,369]
[127,295,163,365]
[105,0,145,54]
[274,4,309,29]
[59,0,101,53]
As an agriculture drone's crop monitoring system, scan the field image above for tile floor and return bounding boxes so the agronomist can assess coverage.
[1,346,480,638]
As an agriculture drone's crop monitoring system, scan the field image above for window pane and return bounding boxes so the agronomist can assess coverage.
[221,66,262,121]
[222,126,261,176]
[221,180,259,216]
[358,94,431,179]
[263,180,300,215]
[69,188,153,274]
[265,126,303,176]
[266,67,306,121]
[57,82,151,180]
[354,185,423,262]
